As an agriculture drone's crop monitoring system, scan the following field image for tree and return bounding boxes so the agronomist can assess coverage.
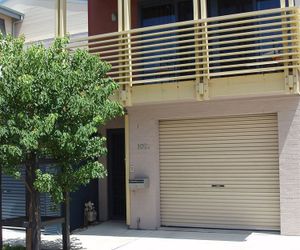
[0,34,123,249]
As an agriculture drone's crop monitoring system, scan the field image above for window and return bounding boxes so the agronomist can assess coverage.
[137,0,194,83]
[0,18,6,35]
[256,0,280,10]
[207,0,281,17]
[139,0,193,27]
[207,0,282,77]
[141,3,176,27]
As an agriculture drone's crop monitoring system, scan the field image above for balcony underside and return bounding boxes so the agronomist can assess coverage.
[128,72,292,105]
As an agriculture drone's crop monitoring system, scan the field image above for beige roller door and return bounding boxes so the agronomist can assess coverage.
[159,113,280,230]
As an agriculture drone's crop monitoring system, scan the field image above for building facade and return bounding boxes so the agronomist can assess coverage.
[73,0,300,235]
[0,4,23,36]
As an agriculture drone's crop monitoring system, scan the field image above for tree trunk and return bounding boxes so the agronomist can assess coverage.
[26,153,41,250]
[62,192,71,250]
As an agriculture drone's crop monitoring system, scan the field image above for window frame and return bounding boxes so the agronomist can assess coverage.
[0,18,6,35]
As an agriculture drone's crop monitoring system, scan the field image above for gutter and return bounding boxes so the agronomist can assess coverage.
[0,5,24,20]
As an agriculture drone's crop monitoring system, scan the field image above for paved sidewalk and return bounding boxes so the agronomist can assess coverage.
[3,221,300,250]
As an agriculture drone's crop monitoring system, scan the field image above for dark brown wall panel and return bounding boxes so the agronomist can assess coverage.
[88,0,140,35]
[88,0,118,35]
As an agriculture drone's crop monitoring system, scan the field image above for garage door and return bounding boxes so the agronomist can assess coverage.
[159,113,280,230]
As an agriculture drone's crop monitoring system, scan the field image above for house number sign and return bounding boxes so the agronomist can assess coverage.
[138,143,150,150]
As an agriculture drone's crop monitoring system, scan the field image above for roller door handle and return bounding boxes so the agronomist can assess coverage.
[211,184,225,188]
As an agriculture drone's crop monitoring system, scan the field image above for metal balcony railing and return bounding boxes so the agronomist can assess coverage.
[69,7,300,86]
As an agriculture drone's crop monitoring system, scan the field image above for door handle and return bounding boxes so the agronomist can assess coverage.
[211,184,225,188]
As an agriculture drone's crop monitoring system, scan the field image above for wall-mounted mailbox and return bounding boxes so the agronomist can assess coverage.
[129,178,149,190]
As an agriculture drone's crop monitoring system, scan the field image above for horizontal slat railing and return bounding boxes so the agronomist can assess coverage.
[69,7,300,86]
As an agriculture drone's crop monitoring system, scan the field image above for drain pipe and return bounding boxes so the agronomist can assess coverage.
[12,16,24,37]
[137,217,141,230]
[125,111,131,227]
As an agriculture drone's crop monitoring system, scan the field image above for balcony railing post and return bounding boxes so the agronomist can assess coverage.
[292,8,300,93]
[118,0,132,106]
[118,0,123,32]
[193,0,203,100]
[124,0,132,106]
[200,0,209,100]
[281,6,298,93]
[55,0,67,37]
[118,0,125,102]
[280,2,297,93]
[281,5,289,92]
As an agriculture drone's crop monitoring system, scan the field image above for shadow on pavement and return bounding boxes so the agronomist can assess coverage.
[5,236,86,250]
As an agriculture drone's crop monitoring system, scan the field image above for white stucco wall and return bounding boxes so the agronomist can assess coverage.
[127,95,300,235]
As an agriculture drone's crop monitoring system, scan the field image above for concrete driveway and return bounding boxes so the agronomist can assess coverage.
[3,221,300,250]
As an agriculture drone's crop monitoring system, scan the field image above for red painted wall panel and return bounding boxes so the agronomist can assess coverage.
[88,0,118,35]
[88,0,140,35]
[131,0,139,29]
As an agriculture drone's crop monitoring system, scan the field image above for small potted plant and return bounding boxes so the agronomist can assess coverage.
[84,201,97,223]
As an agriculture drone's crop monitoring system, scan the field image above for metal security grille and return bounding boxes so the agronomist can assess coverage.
[159,113,280,230]
[1,164,61,234]
[2,170,26,219]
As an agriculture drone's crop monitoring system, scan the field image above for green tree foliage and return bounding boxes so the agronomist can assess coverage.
[0,34,123,204]
[3,245,25,250]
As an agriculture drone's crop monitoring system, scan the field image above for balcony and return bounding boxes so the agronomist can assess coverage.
[69,7,300,105]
